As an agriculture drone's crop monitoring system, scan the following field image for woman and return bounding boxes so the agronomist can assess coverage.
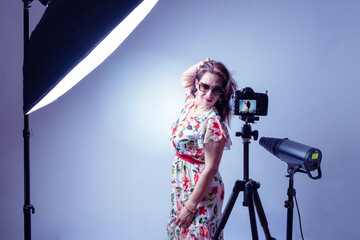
[167,58,237,239]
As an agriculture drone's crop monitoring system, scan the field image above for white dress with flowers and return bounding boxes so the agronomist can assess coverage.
[167,89,231,240]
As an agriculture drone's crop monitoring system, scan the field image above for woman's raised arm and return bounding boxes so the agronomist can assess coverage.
[180,58,210,90]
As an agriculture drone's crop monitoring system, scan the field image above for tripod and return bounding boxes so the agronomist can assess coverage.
[213,116,275,240]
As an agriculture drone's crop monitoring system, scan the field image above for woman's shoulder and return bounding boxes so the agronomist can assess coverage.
[206,108,223,122]
[183,87,195,109]
[184,86,192,98]
[205,109,232,149]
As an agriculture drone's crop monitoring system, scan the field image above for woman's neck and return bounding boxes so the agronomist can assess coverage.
[193,100,212,114]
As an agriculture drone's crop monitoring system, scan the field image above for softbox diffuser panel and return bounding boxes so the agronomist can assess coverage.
[23,0,144,114]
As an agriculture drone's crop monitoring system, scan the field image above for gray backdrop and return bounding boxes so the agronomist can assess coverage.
[1,0,359,239]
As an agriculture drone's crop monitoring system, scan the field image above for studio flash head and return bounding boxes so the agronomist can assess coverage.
[259,137,322,179]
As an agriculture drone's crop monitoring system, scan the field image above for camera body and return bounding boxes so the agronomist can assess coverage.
[234,87,268,116]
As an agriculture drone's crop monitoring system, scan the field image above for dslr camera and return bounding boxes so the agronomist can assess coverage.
[234,87,268,116]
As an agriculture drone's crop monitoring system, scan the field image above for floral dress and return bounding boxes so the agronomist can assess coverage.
[167,89,231,240]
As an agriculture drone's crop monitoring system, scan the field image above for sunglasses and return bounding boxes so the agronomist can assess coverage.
[198,82,224,96]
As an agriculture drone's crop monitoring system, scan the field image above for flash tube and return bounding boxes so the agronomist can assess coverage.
[259,137,322,179]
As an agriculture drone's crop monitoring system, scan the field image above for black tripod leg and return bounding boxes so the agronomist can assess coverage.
[251,182,276,240]
[246,181,259,240]
[212,180,245,240]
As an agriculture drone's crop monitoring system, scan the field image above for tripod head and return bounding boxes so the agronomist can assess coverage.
[236,116,260,142]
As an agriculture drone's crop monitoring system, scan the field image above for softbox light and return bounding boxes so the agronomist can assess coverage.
[21,1,157,239]
[23,0,158,114]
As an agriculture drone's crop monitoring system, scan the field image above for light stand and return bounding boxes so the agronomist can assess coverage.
[22,2,35,240]
[284,165,306,240]
[212,116,275,240]
[23,112,34,240]
[258,137,322,240]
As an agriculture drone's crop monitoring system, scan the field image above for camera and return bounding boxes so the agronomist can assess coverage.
[234,87,268,116]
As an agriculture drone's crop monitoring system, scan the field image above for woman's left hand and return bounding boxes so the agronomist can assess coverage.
[175,206,196,229]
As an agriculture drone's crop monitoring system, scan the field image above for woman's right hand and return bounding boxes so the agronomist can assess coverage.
[181,58,211,89]
[175,205,196,230]
[195,57,211,70]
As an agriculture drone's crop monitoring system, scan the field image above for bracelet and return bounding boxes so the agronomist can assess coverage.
[185,205,196,214]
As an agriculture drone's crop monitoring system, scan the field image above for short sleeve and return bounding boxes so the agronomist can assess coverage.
[199,116,232,150]
[184,87,194,109]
